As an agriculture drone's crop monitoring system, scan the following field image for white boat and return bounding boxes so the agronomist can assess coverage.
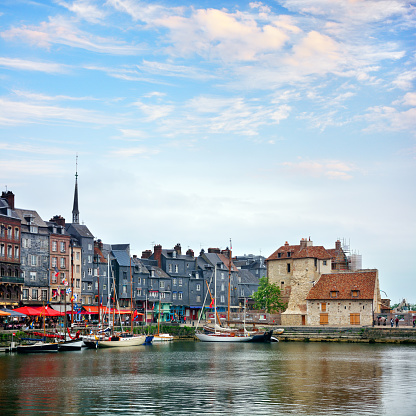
[58,338,84,351]
[152,333,174,342]
[97,334,146,348]
[195,259,253,343]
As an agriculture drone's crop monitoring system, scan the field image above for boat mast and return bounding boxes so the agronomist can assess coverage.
[107,254,110,326]
[214,264,217,329]
[70,239,74,326]
[130,256,133,333]
[227,238,232,322]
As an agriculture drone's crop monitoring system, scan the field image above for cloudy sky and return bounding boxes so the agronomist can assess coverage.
[1,0,415,304]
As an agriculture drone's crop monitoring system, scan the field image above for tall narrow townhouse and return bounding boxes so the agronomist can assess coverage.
[0,191,23,307]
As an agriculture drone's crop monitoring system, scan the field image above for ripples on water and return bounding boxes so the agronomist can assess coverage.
[1,341,416,415]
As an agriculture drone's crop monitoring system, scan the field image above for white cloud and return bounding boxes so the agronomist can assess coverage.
[0,57,68,73]
[57,0,109,23]
[364,105,416,134]
[110,146,160,157]
[282,159,355,180]
[2,15,143,55]
[132,100,174,121]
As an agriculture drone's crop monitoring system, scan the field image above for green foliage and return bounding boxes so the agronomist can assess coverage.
[252,277,286,313]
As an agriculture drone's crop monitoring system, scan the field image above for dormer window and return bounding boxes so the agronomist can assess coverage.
[351,290,360,298]
[287,252,291,257]
[277,253,282,258]
[330,291,338,298]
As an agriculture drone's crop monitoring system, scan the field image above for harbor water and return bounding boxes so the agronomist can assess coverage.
[1,341,415,415]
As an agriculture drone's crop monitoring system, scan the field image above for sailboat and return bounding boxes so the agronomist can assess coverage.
[95,253,146,348]
[152,291,173,342]
[195,261,253,342]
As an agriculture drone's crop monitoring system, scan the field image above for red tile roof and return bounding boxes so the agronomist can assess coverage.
[266,243,331,261]
[306,270,378,300]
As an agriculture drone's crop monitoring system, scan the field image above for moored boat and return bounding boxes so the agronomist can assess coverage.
[152,333,174,342]
[97,333,146,348]
[16,341,59,353]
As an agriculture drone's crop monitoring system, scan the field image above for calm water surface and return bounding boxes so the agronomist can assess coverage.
[0,341,415,415]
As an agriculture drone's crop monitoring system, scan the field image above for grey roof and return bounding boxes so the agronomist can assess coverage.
[14,208,47,227]
[0,199,20,220]
[237,269,259,284]
[112,249,131,267]
[67,223,94,238]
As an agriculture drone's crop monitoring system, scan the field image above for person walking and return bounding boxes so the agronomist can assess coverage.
[390,318,394,327]
[395,317,399,327]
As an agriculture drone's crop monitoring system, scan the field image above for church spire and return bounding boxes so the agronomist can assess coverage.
[72,155,79,224]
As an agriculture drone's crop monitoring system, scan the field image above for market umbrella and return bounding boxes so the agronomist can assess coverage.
[36,306,64,317]
[0,310,11,316]
[14,306,42,316]
[2,308,27,317]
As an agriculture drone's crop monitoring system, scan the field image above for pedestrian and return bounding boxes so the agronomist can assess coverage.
[395,317,399,327]
[390,318,394,327]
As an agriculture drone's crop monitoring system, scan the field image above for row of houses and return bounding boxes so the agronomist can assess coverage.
[0,183,264,323]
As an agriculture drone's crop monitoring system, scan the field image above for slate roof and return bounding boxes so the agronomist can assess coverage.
[266,242,331,261]
[112,248,131,267]
[306,270,378,300]
[14,208,47,227]
[237,269,259,284]
[67,223,94,238]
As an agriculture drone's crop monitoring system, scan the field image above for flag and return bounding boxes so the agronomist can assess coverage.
[54,267,59,277]
[66,287,71,295]
[52,289,58,298]
[209,298,215,308]
[74,293,78,302]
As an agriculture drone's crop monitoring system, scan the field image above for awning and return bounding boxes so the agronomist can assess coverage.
[0,310,11,316]
[13,306,63,316]
[190,306,202,309]
[1,308,27,317]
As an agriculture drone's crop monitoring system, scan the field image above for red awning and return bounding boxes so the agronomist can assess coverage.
[14,306,64,316]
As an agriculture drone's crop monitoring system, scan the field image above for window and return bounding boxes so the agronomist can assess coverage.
[52,241,57,252]
[196,295,201,302]
[320,313,328,325]
[60,241,65,252]
[41,290,48,301]
[22,289,28,300]
[281,281,285,290]
[31,255,37,266]
[88,268,93,276]
[196,284,201,291]
[52,273,57,284]
[351,290,360,298]
[87,282,92,290]
[160,292,166,299]
[287,263,291,273]
[174,265,178,273]
[330,291,338,298]
[173,278,177,285]
[287,252,291,257]
[76,252,80,261]
[137,288,142,296]
[88,244,92,251]
[178,292,183,300]
[52,257,57,267]
[60,257,65,268]
[168,264,172,272]
[220,295,225,303]
[221,283,225,291]
[0,244,4,257]
[138,277,141,285]
[173,292,177,300]
[30,225,38,233]
[123,285,127,293]
[178,278,182,285]
[277,253,282,258]
[76,279,80,288]
[30,272,36,281]
[160,281,165,289]
[32,289,38,300]
[7,245,12,258]
[76,265,80,273]
[14,228,19,239]
[95,281,98,289]
[7,226,12,238]
[88,255,93,263]
[323,260,327,266]
[321,302,327,312]
[350,313,360,325]
[221,272,225,280]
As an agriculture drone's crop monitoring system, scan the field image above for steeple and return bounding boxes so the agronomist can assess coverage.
[72,155,79,224]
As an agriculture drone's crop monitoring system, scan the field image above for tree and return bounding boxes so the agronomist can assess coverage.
[252,277,286,313]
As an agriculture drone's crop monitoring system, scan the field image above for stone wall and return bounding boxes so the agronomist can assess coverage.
[307,299,373,326]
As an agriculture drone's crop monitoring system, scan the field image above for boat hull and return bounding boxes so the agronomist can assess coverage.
[195,333,253,342]
[16,342,59,353]
[152,334,173,342]
[58,339,84,351]
[98,335,146,348]
[248,330,274,343]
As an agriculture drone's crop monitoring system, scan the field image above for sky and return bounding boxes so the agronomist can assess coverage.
[0,0,415,305]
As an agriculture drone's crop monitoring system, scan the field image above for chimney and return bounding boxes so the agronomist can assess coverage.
[300,238,307,249]
[2,191,15,209]
[335,240,341,250]
[221,247,231,258]
[133,254,137,259]
[50,215,66,227]
[186,249,194,258]
[174,243,182,255]
[208,248,221,254]
[154,244,162,268]
[141,250,152,259]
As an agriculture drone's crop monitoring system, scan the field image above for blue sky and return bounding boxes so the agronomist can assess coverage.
[1,0,415,304]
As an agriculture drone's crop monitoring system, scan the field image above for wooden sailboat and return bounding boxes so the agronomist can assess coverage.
[195,259,253,343]
[152,291,173,342]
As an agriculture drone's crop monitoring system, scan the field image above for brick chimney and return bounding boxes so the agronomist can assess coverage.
[141,250,152,259]
[154,244,162,268]
[174,243,182,255]
[186,249,194,258]
[1,191,15,209]
[208,248,221,254]
[335,240,341,250]
[50,215,66,227]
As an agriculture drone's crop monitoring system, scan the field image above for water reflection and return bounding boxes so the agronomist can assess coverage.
[0,342,415,415]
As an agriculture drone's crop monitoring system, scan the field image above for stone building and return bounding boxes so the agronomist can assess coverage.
[306,270,381,326]
[0,191,23,307]
[266,238,333,325]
